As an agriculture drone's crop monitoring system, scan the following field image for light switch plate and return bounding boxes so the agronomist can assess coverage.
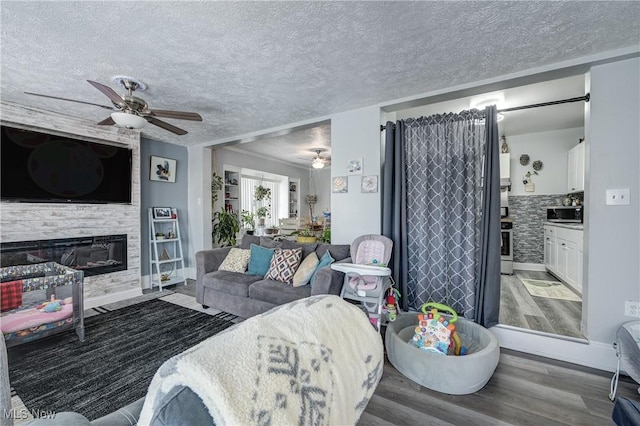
[606,188,630,205]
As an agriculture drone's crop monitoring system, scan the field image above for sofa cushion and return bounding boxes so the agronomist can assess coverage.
[265,248,302,284]
[148,385,212,426]
[218,248,251,273]
[281,240,318,258]
[310,250,335,287]
[292,252,319,287]
[246,244,276,276]
[248,279,311,305]
[201,271,262,297]
[239,234,260,249]
[259,237,282,249]
[316,243,350,261]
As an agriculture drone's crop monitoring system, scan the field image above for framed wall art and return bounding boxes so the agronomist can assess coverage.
[361,175,378,193]
[150,156,176,183]
[332,176,348,193]
[152,207,172,219]
[347,158,363,175]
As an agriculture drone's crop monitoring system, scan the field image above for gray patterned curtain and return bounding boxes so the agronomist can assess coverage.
[383,108,499,323]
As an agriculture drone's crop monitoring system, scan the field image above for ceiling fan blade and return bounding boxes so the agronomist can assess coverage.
[148,109,203,121]
[146,116,188,135]
[24,92,115,110]
[97,116,115,126]
[87,80,125,106]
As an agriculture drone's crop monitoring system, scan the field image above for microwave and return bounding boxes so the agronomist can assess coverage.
[546,206,583,223]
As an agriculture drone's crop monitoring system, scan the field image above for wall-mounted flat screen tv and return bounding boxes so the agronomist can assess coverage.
[1,125,132,204]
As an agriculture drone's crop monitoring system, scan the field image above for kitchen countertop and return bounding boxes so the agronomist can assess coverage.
[544,222,584,230]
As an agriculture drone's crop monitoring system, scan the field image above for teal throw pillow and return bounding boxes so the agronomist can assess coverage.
[246,244,276,276]
[310,250,335,287]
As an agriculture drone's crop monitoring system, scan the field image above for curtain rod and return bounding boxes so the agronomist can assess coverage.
[380,93,591,131]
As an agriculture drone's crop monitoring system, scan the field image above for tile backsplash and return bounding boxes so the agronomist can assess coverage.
[508,194,564,264]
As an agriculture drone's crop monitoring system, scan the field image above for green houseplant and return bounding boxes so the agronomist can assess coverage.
[212,208,240,247]
[256,206,270,226]
[241,210,256,234]
[254,185,271,203]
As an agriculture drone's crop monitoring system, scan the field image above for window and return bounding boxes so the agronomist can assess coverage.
[240,176,282,227]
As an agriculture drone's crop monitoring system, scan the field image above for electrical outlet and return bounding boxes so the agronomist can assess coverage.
[625,301,640,318]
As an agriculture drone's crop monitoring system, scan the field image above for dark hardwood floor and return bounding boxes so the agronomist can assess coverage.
[159,280,636,425]
[499,270,583,338]
[360,349,639,425]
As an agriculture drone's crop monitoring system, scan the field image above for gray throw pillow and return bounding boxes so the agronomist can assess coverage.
[316,243,350,261]
[259,237,281,249]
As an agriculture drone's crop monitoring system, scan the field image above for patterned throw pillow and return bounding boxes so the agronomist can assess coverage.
[218,248,251,273]
[265,248,303,284]
[292,252,320,287]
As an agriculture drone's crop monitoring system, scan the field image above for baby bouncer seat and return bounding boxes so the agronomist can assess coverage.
[331,235,394,330]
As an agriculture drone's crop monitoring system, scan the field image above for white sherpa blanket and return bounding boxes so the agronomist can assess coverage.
[138,295,384,425]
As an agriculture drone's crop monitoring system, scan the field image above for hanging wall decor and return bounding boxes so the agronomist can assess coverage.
[519,154,530,166]
[150,156,177,183]
[347,158,363,175]
[361,175,378,193]
[332,176,348,193]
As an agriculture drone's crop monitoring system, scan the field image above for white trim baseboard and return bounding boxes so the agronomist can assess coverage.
[513,262,547,272]
[491,325,616,372]
[84,288,143,310]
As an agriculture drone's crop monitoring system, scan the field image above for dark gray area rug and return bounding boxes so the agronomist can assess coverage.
[7,298,236,421]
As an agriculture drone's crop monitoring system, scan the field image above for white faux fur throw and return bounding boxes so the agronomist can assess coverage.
[138,295,384,425]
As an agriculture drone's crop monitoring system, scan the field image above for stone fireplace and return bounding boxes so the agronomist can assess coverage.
[0,235,128,276]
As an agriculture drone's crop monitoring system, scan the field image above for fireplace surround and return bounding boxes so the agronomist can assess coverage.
[0,235,127,277]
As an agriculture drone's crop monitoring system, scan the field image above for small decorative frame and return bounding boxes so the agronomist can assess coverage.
[361,175,378,193]
[347,158,363,175]
[150,156,177,183]
[332,176,348,193]
[153,207,172,219]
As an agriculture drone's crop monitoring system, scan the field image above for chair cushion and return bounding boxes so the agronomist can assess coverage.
[201,271,262,297]
[246,244,276,276]
[265,248,303,284]
[248,279,311,305]
[310,250,335,287]
[218,248,251,273]
[292,252,319,287]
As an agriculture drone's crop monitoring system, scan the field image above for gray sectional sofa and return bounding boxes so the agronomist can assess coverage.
[196,235,351,318]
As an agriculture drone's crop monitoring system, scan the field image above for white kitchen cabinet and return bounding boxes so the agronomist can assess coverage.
[543,226,557,272]
[567,142,585,193]
[544,224,583,294]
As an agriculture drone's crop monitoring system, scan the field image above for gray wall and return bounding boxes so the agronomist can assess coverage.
[585,57,640,342]
[140,137,189,275]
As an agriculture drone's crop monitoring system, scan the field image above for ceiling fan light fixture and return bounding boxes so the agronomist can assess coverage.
[312,156,325,169]
[111,112,147,130]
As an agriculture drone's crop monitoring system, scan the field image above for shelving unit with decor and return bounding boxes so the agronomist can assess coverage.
[289,178,300,218]
[149,208,186,291]
[223,168,241,222]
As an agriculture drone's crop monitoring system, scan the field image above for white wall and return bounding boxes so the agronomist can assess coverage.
[331,106,381,244]
[312,168,332,217]
[584,57,640,343]
[507,127,584,196]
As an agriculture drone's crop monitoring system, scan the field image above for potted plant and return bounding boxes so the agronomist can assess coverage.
[256,206,270,226]
[254,185,272,203]
[241,210,256,235]
[155,232,165,240]
[212,207,240,247]
[292,229,317,244]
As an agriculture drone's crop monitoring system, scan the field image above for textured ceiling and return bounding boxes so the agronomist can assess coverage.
[1,1,638,159]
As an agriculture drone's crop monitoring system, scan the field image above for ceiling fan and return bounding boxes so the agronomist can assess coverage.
[311,149,330,169]
[25,76,202,135]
